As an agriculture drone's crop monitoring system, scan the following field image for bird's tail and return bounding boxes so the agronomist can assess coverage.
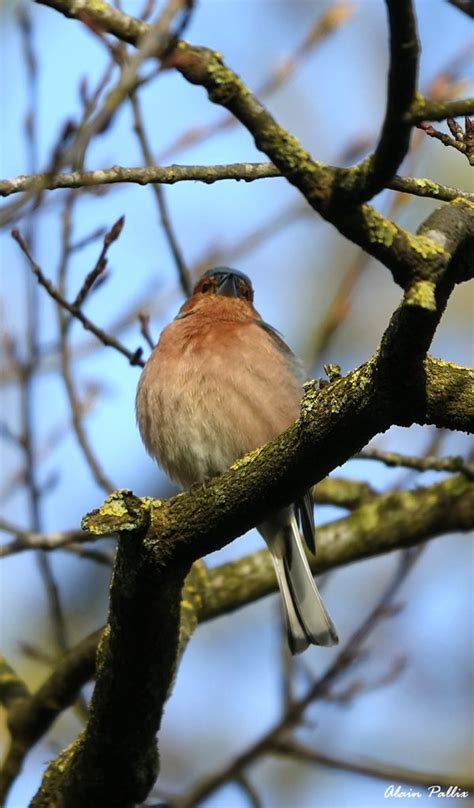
[259,509,338,654]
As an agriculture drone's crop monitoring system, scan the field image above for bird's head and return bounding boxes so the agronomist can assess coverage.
[175,267,257,321]
[193,267,254,302]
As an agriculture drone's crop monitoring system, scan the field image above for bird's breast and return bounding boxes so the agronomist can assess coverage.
[136,317,303,487]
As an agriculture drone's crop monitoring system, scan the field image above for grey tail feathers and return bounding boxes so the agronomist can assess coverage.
[260,509,338,655]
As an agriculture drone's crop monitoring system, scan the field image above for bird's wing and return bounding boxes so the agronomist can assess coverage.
[254,319,296,358]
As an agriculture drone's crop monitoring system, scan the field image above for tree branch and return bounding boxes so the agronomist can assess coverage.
[33,0,460,289]
[199,474,473,620]
[27,182,473,800]
[10,229,145,368]
[0,656,30,710]
[0,161,282,197]
[334,0,419,203]
[407,96,474,124]
[1,162,473,203]
[7,474,473,804]
[273,738,474,794]
[0,632,102,805]
[172,545,434,807]
[418,116,474,166]
[356,448,473,478]
[0,521,87,557]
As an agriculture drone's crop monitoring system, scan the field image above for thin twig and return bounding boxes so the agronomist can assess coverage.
[17,7,70,658]
[138,310,156,349]
[65,0,191,169]
[11,229,145,367]
[273,738,474,793]
[130,90,192,295]
[56,194,117,493]
[417,116,474,165]
[356,448,474,479]
[0,518,112,561]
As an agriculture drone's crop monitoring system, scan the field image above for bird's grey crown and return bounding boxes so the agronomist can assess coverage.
[202,266,252,286]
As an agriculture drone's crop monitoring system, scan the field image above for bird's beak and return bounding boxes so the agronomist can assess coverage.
[216,273,238,297]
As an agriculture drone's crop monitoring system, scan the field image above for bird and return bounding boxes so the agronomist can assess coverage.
[136,267,338,654]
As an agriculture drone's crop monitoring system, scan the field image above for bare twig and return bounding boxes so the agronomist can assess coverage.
[417,116,474,165]
[0,161,281,197]
[72,215,124,308]
[11,229,145,367]
[129,90,192,295]
[138,311,156,350]
[0,518,109,560]
[16,7,70,659]
[56,193,116,493]
[273,738,474,793]
[234,775,263,808]
[356,448,474,479]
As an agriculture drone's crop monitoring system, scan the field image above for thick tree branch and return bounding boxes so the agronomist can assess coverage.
[200,474,473,620]
[172,545,448,807]
[23,194,474,805]
[0,477,373,558]
[5,475,472,804]
[33,0,459,289]
[335,0,419,203]
[424,357,473,432]
[0,633,100,804]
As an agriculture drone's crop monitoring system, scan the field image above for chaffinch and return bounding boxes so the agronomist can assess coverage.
[136,267,338,653]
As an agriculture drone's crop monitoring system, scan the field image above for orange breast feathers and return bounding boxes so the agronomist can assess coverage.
[135,297,304,487]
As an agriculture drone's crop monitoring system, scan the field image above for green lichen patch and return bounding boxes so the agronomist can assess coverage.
[229,446,264,471]
[365,207,398,247]
[81,489,150,536]
[404,280,437,311]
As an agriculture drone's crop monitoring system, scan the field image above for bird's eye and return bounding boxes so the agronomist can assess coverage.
[200,282,211,293]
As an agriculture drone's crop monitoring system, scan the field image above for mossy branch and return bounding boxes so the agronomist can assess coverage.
[332,0,419,203]
[34,0,468,289]
[27,346,473,806]
[4,473,473,806]
[26,187,474,803]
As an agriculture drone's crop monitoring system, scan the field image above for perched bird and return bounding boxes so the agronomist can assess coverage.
[136,267,338,653]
